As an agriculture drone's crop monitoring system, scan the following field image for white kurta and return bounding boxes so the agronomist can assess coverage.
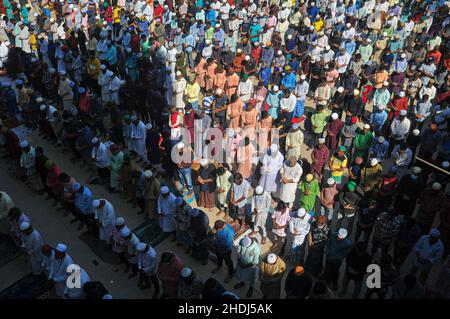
[64,268,91,299]
[251,191,272,230]
[49,254,74,298]
[98,72,112,103]
[94,200,116,242]
[157,193,176,233]
[258,151,284,193]
[174,78,187,110]
[278,163,303,205]
[21,229,44,275]
[109,76,122,106]
[130,121,147,160]
[289,215,311,248]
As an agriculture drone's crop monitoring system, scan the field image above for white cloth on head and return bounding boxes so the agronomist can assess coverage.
[93,200,116,242]
[157,192,177,233]
[21,229,44,275]
[259,151,284,193]
[278,162,303,205]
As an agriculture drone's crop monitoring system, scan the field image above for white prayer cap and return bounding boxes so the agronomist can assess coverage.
[92,200,101,208]
[205,39,211,45]
[50,18,55,23]
[370,158,378,166]
[383,32,388,37]
[364,124,370,129]
[20,140,29,148]
[72,183,81,192]
[103,21,108,26]
[412,129,420,136]
[327,177,335,185]
[120,227,131,237]
[366,38,372,43]
[130,115,138,121]
[318,138,326,144]
[160,186,170,194]
[331,113,338,120]
[325,45,331,50]
[255,186,263,195]
[91,137,99,144]
[120,80,126,85]
[267,253,277,264]
[337,87,344,93]
[245,55,250,61]
[412,166,422,174]
[215,24,221,29]
[49,68,56,74]
[292,123,300,130]
[59,70,66,76]
[442,161,450,169]
[430,228,440,238]
[297,208,307,217]
[346,23,351,28]
[378,104,386,110]
[273,85,279,92]
[383,81,389,86]
[399,91,405,97]
[353,89,360,95]
[309,26,314,31]
[270,144,278,153]
[200,159,209,166]
[190,208,200,217]
[226,129,235,138]
[337,228,348,239]
[135,242,146,252]
[432,182,442,191]
[175,197,184,206]
[137,52,143,58]
[240,236,252,247]
[181,267,192,278]
[56,243,67,252]
[287,34,292,40]
[300,74,306,80]
[36,97,44,103]
[277,50,282,55]
[69,4,74,8]
[144,170,153,179]
[106,70,113,77]
[102,294,113,299]
[254,42,259,46]
[399,109,407,116]
[216,88,223,95]
[100,64,106,70]
[400,53,406,59]
[115,217,125,226]
[145,123,153,130]
[366,60,373,66]
[176,71,182,76]
[40,104,47,111]
[126,47,132,53]
[237,48,242,53]
[20,221,31,231]
[176,142,185,149]
[378,136,385,143]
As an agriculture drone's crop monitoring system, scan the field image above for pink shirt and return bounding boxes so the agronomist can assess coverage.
[272,209,291,237]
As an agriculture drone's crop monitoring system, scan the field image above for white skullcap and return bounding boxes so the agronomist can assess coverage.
[277,50,282,55]
[370,158,378,166]
[144,170,153,178]
[432,182,441,191]
[216,88,223,95]
[331,113,338,120]
[205,39,211,45]
[92,199,101,208]
[245,55,250,61]
[442,161,449,169]
[120,227,131,237]
[338,228,348,239]
[364,124,370,129]
[399,91,405,97]
[20,140,29,148]
[181,267,192,278]
[399,110,407,116]
[254,42,259,46]
[50,18,55,22]
[267,253,277,264]
[115,217,125,226]
[106,70,113,77]
[136,242,146,252]
[237,48,242,53]
[200,159,209,166]
[346,23,351,27]
[176,71,182,76]
[130,115,138,121]
[297,208,307,217]
[145,123,153,130]
[325,45,331,50]
[400,53,406,58]
[287,34,292,40]
[176,142,185,149]
[160,186,170,194]
[91,137,99,144]
[412,129,420,136]
[273,85,279,92]
[383,81,389,86]
[20,221,31,231]
[412,166,422,174]
[318,138,326,144]
[327,177,335,185]
[378,104,386,110]
[255,186,263,195]
[337,87,344,93]
[59,70,66,76]
[240,236,252,247]
[36,97,44,103]
[378,136,385,143]
[100,64,106,70]
[353,89,360,95]
[40,104,47,111]
[300,74,306,80]
[56,243,67,252]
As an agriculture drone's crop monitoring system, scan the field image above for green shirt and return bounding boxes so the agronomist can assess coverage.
[311,109,331,134]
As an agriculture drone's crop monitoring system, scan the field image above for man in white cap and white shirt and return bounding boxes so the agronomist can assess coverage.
[389,109,411,155]
[259,144,284,194]
[250,186,272,244]
[64,264,91,299]
[278,156,303,207]
[136,242,160,298]
[98,66,112,104]
[324,228,352,290]
[178,267,203,299]
[157,186,177,239]
[48,243,74,298]
[91,137,111,184]
[121,227,140,278]
[92,199,116,243]
[110,217,129,269]
[20,222,44,275]
[286,123,304,160]
[173,71,187,110]
[234,235,261,298]
[129,115,147,163]
[289,208,311,266]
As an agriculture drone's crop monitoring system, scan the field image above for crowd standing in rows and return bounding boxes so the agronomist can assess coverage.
[1,0,450,299]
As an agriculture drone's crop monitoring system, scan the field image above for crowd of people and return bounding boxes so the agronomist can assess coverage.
[1,0,450,299]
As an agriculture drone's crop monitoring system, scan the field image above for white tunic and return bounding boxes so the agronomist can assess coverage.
[278,162,303,205]
[21,229,44,275]
[289,214,311,248]
[174,78,187,110]
[258,151,284,193]
[157,193,176,233]
[94,200,116,242]
[91,142,111,168]
[130,121,147,160]
[64,267,90,299]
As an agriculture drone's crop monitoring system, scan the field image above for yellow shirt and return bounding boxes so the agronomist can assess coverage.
[330,155,348,177]
[185,83,200,103]
[314,19,324,32]
[29,34,37,51]
[113,7,121,24]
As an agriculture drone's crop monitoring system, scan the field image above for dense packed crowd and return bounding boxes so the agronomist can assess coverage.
[0,0,450,299]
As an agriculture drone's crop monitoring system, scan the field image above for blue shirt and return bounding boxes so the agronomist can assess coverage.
[259,67,271,86]
[370,110,388,131]
[107,46,117,65]
[75,187,93,215]
[370,140,389,161]
[281,73,296,90]
[215,224,235,252]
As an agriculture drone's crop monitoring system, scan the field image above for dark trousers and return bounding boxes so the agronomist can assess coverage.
[365,287,387,299]
[336,213,356,236]
[139,271,160,292]
[324,259,343,286]
[191,240,209,262]
[216,250,235,275]
[371,238,390,255]
[355,224,373,243]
